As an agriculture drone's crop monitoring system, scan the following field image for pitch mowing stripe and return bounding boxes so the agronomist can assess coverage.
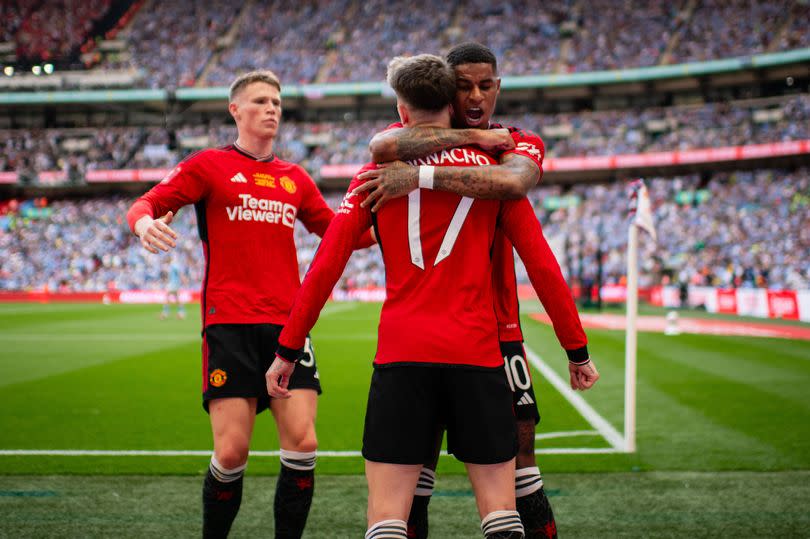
[523,344,626,451]
[0,447,623,457]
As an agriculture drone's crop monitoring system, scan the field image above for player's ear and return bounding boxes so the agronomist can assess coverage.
[228,101,239,123]
[396,102,409,125]
[495,77,501,94]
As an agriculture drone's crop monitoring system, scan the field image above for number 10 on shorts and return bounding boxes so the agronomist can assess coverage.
[503,353,531,392]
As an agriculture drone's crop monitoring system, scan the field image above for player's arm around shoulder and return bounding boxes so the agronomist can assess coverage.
[368,124,514,164]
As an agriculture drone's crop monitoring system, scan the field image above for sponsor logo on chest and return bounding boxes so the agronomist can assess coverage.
[226,193,297,228]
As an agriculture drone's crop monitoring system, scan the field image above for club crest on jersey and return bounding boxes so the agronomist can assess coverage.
[516,142,543,160]
[280,176,297,194]
[253,172,276,188]
[210,369,227,388]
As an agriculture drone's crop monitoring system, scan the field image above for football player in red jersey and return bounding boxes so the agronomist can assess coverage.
[127,70,373,539]
[267,55,598,539]
[356,42,587,539]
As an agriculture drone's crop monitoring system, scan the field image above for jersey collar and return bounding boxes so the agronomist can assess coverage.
[233,142,276,162]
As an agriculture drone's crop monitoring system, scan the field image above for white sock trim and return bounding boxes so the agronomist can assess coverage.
[415,466,436,496]
[515,466,543,497]
[210,454,246,483]
[365,519,408,539]
[279,448,316,471]
[481,510,524,537]
[418,165,435,190]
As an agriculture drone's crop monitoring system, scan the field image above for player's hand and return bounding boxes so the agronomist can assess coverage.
[569,359,600,391]
[135,212,177,254]
[475,128,515,153]
[353,161,418,212]
[266,356,296,399]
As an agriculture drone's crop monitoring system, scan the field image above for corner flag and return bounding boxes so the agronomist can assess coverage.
[629,179,657,242]
[624,179,656,453]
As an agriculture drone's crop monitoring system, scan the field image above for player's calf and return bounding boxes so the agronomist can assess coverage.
[407,466,435,539]
[274,449,316,539]
[516,474,556,539]
[202,454,246,538]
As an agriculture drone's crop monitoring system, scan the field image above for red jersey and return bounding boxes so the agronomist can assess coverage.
[279,145,588,367]
[127,145,346,328]
[383,121,547,344]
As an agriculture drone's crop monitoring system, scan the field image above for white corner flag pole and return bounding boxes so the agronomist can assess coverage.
[624,221,639,453]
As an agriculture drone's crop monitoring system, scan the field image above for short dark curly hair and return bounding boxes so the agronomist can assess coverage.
[446,42,498,73]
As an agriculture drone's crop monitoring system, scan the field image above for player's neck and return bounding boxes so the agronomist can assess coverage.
[234,135,275,160]
[407,120,450,129]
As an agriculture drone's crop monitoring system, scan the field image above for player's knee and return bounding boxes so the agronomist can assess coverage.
[282,424,318,453]
[215,441,250,469]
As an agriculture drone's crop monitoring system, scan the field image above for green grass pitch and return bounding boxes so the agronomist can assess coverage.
[1,302,809,537]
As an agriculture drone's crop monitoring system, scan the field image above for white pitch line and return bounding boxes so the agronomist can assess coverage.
[0,447,621,457]
[523,344,626,451]
[535,430,599,441]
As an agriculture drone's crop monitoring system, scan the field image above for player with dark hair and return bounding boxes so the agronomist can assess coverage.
[126,70,373,538]
[356,42,583,538]
[267,54,598,539]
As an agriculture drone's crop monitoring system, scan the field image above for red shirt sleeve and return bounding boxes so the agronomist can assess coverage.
[125,156,209,233]
[278,167,374,350]
[502,127,545,183]
[498,198,588,361]
[490,231,523,342]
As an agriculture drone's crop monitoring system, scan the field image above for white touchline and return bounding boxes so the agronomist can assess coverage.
[535,430,600,441]
[523,344,626,451]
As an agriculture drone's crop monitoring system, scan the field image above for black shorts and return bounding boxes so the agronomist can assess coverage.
[500,341,541,425]
[362,364,517,465]
[202,323,321,414]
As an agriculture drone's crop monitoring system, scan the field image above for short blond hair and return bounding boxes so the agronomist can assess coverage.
[229,70,281,102]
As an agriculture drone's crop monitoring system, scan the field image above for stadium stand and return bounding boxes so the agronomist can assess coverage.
[1,1,808,317]
[2,166,808,294]
[2,94,808,177]
[2,0,808,85]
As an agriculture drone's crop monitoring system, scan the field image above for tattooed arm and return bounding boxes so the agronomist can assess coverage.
[358,126,545,211]
[368,127,514,164]
[355,153,539,211]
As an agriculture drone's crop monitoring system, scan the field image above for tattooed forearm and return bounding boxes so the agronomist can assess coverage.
[433,157,539,200]
[394,128,477,161]
[370,127,479,163]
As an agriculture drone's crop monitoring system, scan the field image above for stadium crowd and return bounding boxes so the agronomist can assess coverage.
[3,94,808,178]
[3,0,808,84]
[2,167,807,294]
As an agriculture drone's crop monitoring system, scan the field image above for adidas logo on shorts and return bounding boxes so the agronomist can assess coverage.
[516,392,535,406]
